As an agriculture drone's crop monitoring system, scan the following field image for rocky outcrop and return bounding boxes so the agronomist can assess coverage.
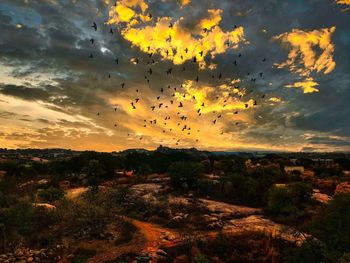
[224,215,309,246]
[0,246,64,263]
[312,189,331,204]
[198,199,262,218]
[335,182,350,194]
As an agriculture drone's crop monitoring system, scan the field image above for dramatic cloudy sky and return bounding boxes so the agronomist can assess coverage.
[0,0,349,152]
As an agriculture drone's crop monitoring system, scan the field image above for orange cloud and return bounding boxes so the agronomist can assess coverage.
[180,0,190,7]
[336,0,350,5]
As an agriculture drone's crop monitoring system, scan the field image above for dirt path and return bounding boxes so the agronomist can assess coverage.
[131,219,183,253]
[84,219,182,263]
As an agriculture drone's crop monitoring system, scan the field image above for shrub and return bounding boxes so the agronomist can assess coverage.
[194,254,210,263]
[265,182,313,223]
[37,187,65,202]
[309,193,350,258]
[168,161,203,189]
[137,163,153,176]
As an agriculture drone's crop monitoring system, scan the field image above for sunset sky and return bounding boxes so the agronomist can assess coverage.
[0,0,349,152]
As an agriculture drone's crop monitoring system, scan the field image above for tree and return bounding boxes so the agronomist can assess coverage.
[309,193,350,258]
[137,163,153,176]
[37,187,65,202]
[284,193,350,262]
[168,161,203,189]
[82,159,106,185]
[226,173,261,206]
[265,182,313,223]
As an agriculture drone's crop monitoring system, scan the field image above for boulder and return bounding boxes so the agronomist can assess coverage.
[335,182,350,194]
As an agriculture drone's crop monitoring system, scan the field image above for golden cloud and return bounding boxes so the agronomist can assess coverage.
[173,81,253,114]
[336,0,350,5]
[180,0,190,7]
[285,77,319,94]
[274,27,336,93]
[108,0,247,68]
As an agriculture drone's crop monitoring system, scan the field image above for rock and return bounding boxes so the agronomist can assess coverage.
[199,198,261,217]
[37,179,49,185]
[156,249,168,257]
[162,231,176,241]
[335,182,350,194]
[312,190,331,204]
[136,255,151,263]
[207,221,223,229]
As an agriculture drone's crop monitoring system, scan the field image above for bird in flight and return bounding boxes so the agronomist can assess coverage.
[91,22,97,31]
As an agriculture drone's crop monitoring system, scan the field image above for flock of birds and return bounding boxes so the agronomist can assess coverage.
[88,18,269,145]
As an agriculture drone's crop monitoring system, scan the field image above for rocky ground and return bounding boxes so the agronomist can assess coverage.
[0,180,313,263]
[0,246,64,263]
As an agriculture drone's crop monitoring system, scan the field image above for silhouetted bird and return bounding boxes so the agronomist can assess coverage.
[91,22,97,31]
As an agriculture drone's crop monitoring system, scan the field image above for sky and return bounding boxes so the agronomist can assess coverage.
[0,0,349,152]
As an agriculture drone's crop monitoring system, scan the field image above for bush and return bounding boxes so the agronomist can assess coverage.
[265,182,313,223]
[0,201,59,247]
[309,193,350,259]
[137,163,153,176]
[283,238,327,263]
[168,161,203,189]
[194,254,210,263]
[37,187,65,202]
[226,173,261,206]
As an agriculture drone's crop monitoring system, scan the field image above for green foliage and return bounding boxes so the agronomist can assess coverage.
[50,151,124,179]
[265,182,313,223]
[283,239,327,263]
[309,193,350,256]
[0,201,59,247]
[314,166,343,178]
[226,173,261,206]
[71,248,96,263]
[37,186,65,202]
[137,163,153,175]
[213,157,246,173]
[168,161,203,189]
[82,159,106,185]
[58,199,110,238]
[193,254,210,263]
[213,231,230,256]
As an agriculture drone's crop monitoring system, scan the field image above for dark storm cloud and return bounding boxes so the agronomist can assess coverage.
[0,84,53,101]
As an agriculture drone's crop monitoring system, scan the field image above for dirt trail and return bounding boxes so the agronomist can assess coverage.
[84,219,182,263]
[132,219,183,253]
